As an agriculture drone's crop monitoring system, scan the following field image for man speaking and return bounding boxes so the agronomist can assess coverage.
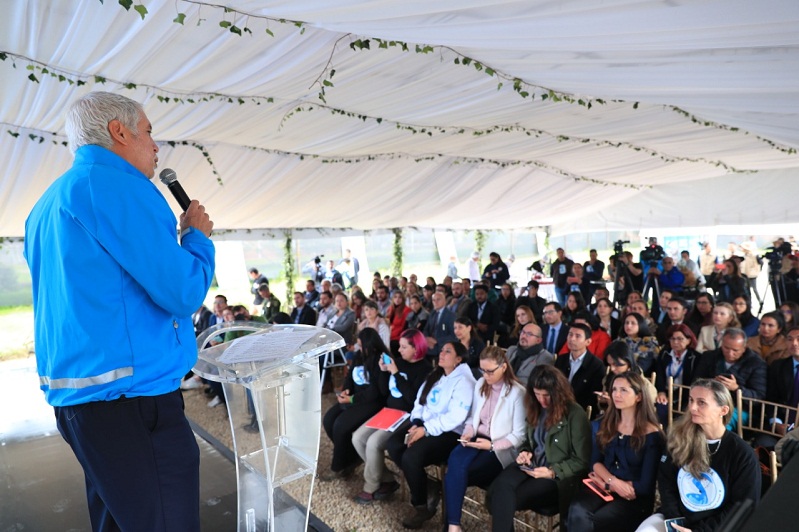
[24,92,215,531]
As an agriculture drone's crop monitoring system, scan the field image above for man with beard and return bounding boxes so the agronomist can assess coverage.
[506,323,555,385]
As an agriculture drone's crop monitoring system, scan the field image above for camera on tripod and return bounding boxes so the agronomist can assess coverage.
[763,242,791,268]
[610,240,630,261]
[640,237,666,266]
[313,254,325,265]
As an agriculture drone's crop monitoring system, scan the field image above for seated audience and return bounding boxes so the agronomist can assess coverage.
[422,292,457,359]
[454,316,486,377]
[694,328,767,399]
[487,365,591,530]
[444,347,526,531]
[352,329,432,504]
[386,342,475,529]
[290,291,317,325]
[563,291,588,325]
[568,372,664,531]
[636,380,760,532]
[597,341,658,415]
[541,302,569,355]
[387,290,412,355]
[503,305,536,349]
[516,279,547,323]
[619,312,659,376]
[733,295,760,338]
[779,301,799,330]
[747,310,789,364]
[447,280,472,319]
[685,292,714,334]
[321,328,386,481]
[655,297,691,345]
[594,297,621,340]
[405,295,429,331]
[554,323,606,417]
[495,283,517,346]
[716,258,748,303]
[325,292,356,346]
[654,324,701,407]
[506,323,555,386]
[468,284,500,344]
[696,301,740,353]
[358,300,391,348]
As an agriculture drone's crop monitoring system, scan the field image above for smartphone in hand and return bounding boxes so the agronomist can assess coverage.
[518,464,534,471]
[381,353,392,365]
[664,517,685,532]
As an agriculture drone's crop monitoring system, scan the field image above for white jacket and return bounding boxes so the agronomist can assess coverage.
[410,362,476,437]
[464,379,527,467]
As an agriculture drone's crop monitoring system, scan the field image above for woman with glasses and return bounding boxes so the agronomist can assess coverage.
[747,310,789,364]
[779,301,799,329]
[635,380,760,532]
[454,316,486,377]
[386,341,476,529]
[619,312,659,376]
[686,293,714,334]
[598,341,657,408]
[732,296,760,338]
[654,324,701,409]
[443,346,526,532]
[695,302,740,353]
[568,372,664,531]
[487,365,591,531]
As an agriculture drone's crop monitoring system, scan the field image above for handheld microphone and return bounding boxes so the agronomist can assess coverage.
[158,168,192,212]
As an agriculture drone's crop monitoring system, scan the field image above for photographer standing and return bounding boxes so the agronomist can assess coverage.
[550,248,575,306]
[24,92,215,531]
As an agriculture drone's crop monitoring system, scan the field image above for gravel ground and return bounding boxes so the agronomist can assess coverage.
[184,387,496,532]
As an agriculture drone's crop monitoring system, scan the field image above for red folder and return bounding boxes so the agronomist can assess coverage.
[364,407,410,431]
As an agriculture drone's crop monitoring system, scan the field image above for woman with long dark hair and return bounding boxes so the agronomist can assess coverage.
[320,327,387,480]
[619,312,659,376]
[454,316,486,376]
[595,297,621,340]
[444,346,526,531]
[716,259,748,303]
[568,372,664,531]
[636,380,760,532]
[386,341,476,529]
[686,292,714,333]
[747,310,789,364]
[405,295,429,331]
[564,291,587,325]
[597,341,657,413]
[496,283,518,347]
[487,365,591,531]
[351,329,433,504]
[654,324,701,407]
[387,290,412,356]
[732,295,760,338]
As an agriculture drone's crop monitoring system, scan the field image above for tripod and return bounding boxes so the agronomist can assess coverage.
[759,264,787,314]
[612,259,635,307]
[641,262,661,307]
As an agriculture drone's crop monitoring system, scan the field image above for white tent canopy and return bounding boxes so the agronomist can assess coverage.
[1,0,798,237]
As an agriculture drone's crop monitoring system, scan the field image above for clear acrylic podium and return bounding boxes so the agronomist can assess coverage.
[194,323,345,532]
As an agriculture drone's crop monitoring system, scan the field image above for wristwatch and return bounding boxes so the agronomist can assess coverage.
[489,441,494,452]
[605,478,612,491]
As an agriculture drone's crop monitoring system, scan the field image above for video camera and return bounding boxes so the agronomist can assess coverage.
[640,238,666,266]
[611,239,630,260]
[763,242,792,268]
[313,254,324,265]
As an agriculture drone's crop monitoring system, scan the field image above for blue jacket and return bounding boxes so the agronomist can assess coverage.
[24,145,215,406]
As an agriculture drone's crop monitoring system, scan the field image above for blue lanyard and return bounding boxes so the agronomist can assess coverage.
[667,352,685,380]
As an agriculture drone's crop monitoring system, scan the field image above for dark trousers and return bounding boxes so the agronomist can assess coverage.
[386,428,459,506]
[567,484,654,532]
[487,464,559,532]
[322,402,380,472]
[444,444,503,525]
[55,390,199,532]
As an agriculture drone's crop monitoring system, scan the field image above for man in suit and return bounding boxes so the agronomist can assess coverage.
[554,323,605,417]
[516,280,547,323]
[656,296,691,344]
[541,302,568,355]
[468,283,499,343]
[447,280,472,319]
[765,327,799,438]
[423,292,457,358]
[290,292,317,326]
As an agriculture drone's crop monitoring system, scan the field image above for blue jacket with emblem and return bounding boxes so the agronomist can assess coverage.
[24,145,215,406]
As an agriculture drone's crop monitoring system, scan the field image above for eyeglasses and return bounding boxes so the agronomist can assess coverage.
[542,309,558,315]
[670,336,689,342]
[479,364,505,376]
[520,331,541,338]
[609,360,629,367]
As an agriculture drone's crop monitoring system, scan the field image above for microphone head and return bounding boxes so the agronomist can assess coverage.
[159,168,177,185]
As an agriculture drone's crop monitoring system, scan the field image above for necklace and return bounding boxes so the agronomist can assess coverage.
[707,439,722,456]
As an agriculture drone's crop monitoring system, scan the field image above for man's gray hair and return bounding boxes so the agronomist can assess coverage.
[65,92,143,153]
[721,327,747,342]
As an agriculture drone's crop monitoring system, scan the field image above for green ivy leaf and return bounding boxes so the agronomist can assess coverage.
[453,57,460,64]
[94,75,107,83]
[322,79,334,87]
[28,73,39,83]
[173,13,186,24]
[26,64,34,71]
[633,102,639,109]
[462,57,472,66]
[230,25,242,35]
[485,68,495,76]
[329,69,336,78]
[243,27,252,34]
[118,0,132,11]
[133,4,147,19]
[219,20,232,29]
[0,53,7,61]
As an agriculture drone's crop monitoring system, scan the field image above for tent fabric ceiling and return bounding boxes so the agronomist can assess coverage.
[1,0,798,237]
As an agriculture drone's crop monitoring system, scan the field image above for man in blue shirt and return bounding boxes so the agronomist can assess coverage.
[24,92,215,531]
